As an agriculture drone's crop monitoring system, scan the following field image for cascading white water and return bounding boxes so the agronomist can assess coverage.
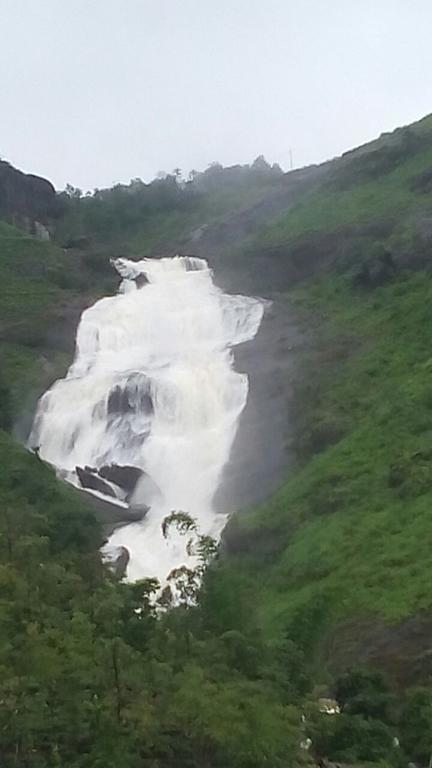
[29,256,264,582]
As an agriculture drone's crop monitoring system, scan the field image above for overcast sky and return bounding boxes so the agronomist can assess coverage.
[1,0,432,190]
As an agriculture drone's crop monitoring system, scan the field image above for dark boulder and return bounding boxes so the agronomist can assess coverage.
[138,391,153,415]
[102,545,130,577]
[107,375,154,416]
[70,473,149,538]
[76,466,116,497]
[0,160,57,223]
[99,463,143,495]
[129,503,150,519]
[135,274,149,288]
[107,386,132,414]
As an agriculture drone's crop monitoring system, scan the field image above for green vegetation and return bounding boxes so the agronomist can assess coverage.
[254,118,432,247]
[223,271,432,631]
[0,221,112,428]
[55,158,283,256]
[0,432,427,767]
[219,114,432,650]
[0,433,303,766]
[3,121,432,764]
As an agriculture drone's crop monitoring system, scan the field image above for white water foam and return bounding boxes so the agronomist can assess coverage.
[29,256,264,582]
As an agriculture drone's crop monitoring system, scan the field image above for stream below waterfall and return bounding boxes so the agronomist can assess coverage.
[29,256,264,582]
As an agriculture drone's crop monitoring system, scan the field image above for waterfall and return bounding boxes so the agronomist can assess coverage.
[29,256,264,582]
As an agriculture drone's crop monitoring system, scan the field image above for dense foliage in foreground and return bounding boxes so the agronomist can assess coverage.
[1,431,432,767]
[0,435,301,766]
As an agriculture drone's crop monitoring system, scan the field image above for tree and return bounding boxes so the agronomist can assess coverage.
[400,688,432,764]
[161,511,217,606]
[64,183,82,199]
[306,708,395,764]
[251,154,271,172]
[334,668,394,721]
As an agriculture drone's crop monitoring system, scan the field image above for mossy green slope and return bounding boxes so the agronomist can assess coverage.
[0,222,114,427]
[230,274,432,621]
[254,114,432,248]
[217,115,432,681]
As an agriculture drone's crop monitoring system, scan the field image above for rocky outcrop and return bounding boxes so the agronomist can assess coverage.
[107,386,131,415]
[0,160,58,224]
[102,545,130,577]
[135,274,148,288]
[99,464,143,495]
[69,481,149,539]
[324,612,432,688]
[107,376,153,417]
[77,462,148,506]
[76,466,116,497]
[129,503,150,518]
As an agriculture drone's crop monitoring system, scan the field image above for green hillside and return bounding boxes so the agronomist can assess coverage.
[258,116,432,245]
[224,273,432,638]
[219,112,432,671]
[2,119,432,765]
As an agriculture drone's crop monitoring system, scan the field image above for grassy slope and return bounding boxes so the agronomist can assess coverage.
[230,275,432,621]
[214,114,432,678]
[0,428,101,550]
[128,181,281,253]
[0,226,64,417]
[0,220,117,424]
[0,223,108,548]
[254,114,432,247]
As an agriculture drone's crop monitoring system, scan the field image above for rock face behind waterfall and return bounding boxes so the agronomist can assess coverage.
[107,376,154,417]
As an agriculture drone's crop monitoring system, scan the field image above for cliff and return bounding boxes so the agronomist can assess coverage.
[0,159,59,231]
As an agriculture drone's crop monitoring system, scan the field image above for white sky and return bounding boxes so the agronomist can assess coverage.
[1,0,432,190]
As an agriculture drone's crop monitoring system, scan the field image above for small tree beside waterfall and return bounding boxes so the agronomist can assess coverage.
[160,511,218,607]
